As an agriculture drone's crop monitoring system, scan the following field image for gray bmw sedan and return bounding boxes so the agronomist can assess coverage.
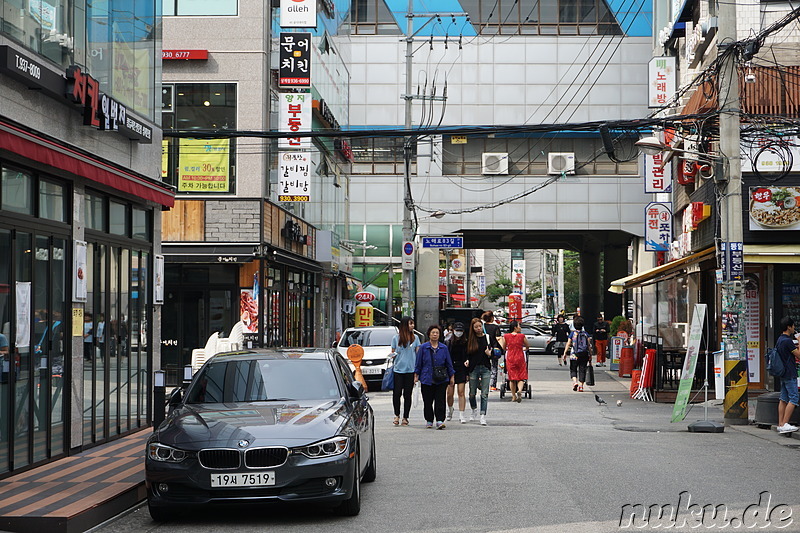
[145,350,376,521]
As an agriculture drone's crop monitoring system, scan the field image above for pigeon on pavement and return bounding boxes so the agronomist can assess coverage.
[595,394,607,405]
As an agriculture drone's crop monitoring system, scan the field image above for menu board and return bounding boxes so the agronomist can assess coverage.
[744,273,760,383]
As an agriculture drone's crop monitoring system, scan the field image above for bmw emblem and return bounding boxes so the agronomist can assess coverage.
[237,440,249,448]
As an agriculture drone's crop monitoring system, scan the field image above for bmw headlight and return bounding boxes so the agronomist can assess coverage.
[294,436,349,458]
[148,442,190,463]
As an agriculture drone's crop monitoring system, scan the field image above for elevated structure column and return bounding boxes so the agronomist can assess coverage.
[603,244,628,319]
[579,247,601,326]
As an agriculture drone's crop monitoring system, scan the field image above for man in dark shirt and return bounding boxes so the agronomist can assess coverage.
[593,313,610,367]
[776,316,800,433]
[552,315,571,366]
[482,312,503,390]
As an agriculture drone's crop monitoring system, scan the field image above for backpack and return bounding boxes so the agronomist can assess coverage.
[766,347,786,378]
[573,331,589,354]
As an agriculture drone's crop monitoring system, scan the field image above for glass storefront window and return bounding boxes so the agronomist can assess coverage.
[163,0,237,16]
[133,207,149,240]
[86,193,105,231]
[39,179,66,222]
[2,168,32,215]
[109,201,128,236]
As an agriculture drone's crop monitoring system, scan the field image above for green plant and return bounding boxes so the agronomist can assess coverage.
[609,315,626,336]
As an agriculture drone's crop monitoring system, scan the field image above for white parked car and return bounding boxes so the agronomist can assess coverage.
[336,326,398,384]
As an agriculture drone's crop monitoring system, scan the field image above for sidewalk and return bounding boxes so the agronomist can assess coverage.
[0,429,149,533]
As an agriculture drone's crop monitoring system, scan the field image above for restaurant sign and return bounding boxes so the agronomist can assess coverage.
[278,152,311,202]
[279,32,311,88]
[644,202,672,252]
[644,153,672,193]
[279,92,311,149]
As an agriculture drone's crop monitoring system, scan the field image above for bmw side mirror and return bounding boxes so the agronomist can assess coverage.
[167,387,183,412]
[349,381,365,399]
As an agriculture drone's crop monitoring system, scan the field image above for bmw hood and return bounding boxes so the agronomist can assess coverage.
[155,399,350,448]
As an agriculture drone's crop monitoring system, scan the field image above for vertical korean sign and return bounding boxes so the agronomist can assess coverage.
[671,303,707,422]
[279,32,311,88]
[278,152,311,202]
[280,0,316,27]
[178,138,230,192]
[644,153,672,193]
[648,56,675,108]
[279,92,311,149]
[511,259,525,296]
[744,274,760,382]
[644,202,672,251]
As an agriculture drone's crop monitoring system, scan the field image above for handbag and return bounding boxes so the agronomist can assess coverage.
[486,333,502,360]
[381,363,395,391]
[585,364,595,386]
[430,346,448,383]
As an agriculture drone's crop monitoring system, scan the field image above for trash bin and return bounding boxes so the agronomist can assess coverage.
[619,346,634,378]
[755,391,800,428]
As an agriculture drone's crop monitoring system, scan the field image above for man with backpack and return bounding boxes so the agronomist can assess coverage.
[561,316,592,392]
[775,317,800,433]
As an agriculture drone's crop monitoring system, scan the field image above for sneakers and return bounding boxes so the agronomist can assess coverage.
[425,422,433,429]
[596,363,602,367]
[777,423,799,433]
[436,421,446,430]
[446,407,453,421]
[578,385,584,392]
[573,383,579,392]
[470,409,478,421]
[480,414,487,426]
[490,387,497,392]
[459,412,467,424]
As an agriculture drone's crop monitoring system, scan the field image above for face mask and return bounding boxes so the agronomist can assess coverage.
[454,331,463,338]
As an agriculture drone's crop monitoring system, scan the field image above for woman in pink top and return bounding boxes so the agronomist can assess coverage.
[500,321,530,402]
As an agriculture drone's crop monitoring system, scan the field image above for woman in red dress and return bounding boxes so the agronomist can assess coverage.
[500,321,530,402]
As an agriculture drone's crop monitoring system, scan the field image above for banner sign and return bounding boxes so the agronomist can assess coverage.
[178,138,230,192]
[744,274,760,383]
[511,259,525,295]
[748,186,800,231]
[508,293,522,321]
[279,32,311,87]
[727,241,743,281]
[648,56,676,108]
[278,151,311,201]
[421,236,463,248]
[671,303,706,422]
[279,92,312,149]
[713,350,725,400]
[644,202,672,251]
[478,275,486,296]
[610,336,624,371]
[280,0,316,27]
[644,153,672,193]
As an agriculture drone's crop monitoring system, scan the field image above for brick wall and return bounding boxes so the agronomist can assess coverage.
[205,200,260,242]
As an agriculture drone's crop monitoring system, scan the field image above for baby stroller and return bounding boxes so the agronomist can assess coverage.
[498,350,532,399]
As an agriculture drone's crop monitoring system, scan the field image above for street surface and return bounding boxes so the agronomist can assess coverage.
[93,354,800,533]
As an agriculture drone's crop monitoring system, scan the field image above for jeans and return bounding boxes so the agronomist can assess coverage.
[393,372,415,418]
[469,366,491,415]
[780,376,799,406]
[421,382,448,423]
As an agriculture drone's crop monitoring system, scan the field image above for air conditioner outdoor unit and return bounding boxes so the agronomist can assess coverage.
[548,152,576,175]
[482,152,509,175]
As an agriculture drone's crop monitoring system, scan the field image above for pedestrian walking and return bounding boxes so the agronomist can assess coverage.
[466,317,492,425]
[391,316,420,427]
[443,323,454,343]
[562,316,592,392]
[499,320,530,402]
[446,322,469,423]
[551,315,570,366]
[593,313,609,367]
[776,316,800,433]
[414,324,455,429]
[482,311,503,390]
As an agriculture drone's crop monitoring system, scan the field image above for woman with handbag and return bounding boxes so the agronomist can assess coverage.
[465,317,493,426]
[499,320,530,403]
[446,322,469,423]
[414,324,455,429]
[391,316,420,426]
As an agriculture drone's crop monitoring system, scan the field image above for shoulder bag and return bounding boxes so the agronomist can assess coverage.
[430,345,448,383]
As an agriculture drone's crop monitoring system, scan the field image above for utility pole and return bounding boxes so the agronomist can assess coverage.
[401,0,414,318]
[557,249,565,314]
[718,0,747,425]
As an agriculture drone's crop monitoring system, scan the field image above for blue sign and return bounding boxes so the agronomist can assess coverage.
[728,241,743,281]
[422,236,463,249]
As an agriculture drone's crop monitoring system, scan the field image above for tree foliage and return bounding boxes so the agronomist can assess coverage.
[563,251,580,312]
[485,265,514,307]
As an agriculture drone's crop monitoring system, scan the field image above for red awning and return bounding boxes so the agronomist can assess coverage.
[449,294,478,302]
[0,120,174,207]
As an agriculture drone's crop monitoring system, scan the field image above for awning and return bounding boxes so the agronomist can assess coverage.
[0,119,174,207]
[162,243,259,263]
[269,248,323,273]
[744,244,800,264]
[608,247,715,293]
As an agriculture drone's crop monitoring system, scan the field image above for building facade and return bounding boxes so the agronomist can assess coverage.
[0,0,170,476]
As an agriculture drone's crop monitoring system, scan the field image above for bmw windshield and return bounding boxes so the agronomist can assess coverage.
[186,359,342,403]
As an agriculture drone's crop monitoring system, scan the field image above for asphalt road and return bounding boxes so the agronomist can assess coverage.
[92,354,800,533]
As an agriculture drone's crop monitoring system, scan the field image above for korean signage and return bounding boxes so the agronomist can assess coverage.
[162,49,208,60]
[279,32,311,88]
[749,186,800,230]
[477,275,486,296]
[421,236,463,248]
[744,274,760,383]
[727,241,743,281]
[278,152,311,202]
[511,259,525,295]
[279,92,311,149]
[644,153,672,193]
[178,139,230,192]
[280,0,316,28]
[648,56,675,108]
[644,202,672,252]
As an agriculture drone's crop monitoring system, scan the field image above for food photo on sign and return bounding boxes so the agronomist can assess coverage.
[749,186,800,230]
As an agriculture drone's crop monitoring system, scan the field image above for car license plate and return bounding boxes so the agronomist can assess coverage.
[210,472,276,488]
[360,366,382,375]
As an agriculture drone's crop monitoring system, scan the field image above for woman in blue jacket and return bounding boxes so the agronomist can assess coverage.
[415,324,455,429]
[391,316,420,426]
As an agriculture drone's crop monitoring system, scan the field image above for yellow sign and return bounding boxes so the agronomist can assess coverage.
[355,303,373,327]
[162,140,169,179]
[72,308,84,337]
[178,138,230,192]
[451,135,467,144]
